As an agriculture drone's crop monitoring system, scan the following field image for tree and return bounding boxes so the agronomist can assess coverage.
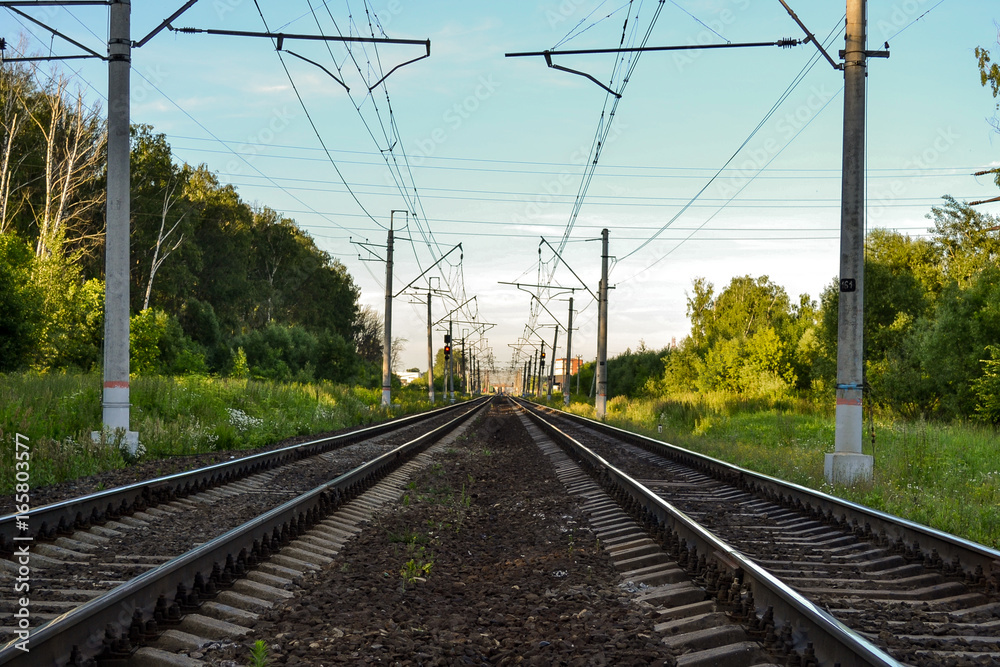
[0,49,36,235]
[0,233,42,370]
[686,277,715,351]
[184,166,257,333]
[911,266,1000,418]
[250,207,298,325]
[976,34,1000,183]
[680,275,800,396]
[927,196,1000,287]
[977,35,1000,139]
[32,252,104,370]
[130,126,195,311]
[972,346,1000,424]
[607,344,667,397]
[354,305,383,363]
[22,74,106,260]
[391,336,407,374]
[433,347,464,384]
[0,60,376,381]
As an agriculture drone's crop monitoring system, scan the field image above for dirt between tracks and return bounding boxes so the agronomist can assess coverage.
[200,401,676,666]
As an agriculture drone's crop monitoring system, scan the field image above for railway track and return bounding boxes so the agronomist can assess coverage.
[6,395,997,665]
[0,397,489,666]
[516,398,1000,667]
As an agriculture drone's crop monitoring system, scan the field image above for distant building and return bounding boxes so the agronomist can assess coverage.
[553,357,581,377]
[398,371,422,386]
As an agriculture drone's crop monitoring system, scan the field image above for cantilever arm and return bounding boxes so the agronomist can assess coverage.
[544,51,620,99]
[776,0,842,70]
[394,243,462,298]
[368,40,430,91]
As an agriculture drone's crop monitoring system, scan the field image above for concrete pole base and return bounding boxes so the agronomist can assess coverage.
[824,452,873,486]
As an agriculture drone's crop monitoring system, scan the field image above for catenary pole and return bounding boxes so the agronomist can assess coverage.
[576,355,581,394]
[531,349,538,397]
[536,343,545,399]
[426,290,434,403]
[460,331,467,397]
[595,229,609,418]
[100,0,138,452]
[548,327,558,402]
[0,2,428,453]
[564,297,573,407]
[448,320,455,402]
[381,213,397,407]
[827,0,874,485]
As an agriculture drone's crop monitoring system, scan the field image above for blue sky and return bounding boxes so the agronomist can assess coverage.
[5,0,1000,378]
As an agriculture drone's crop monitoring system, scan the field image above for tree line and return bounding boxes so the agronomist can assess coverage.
[592,40,1000,424]
[0,59,384,384]
[595,196,1000,423]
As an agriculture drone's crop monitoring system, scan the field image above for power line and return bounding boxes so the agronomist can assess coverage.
[205,171,976,205]
[885,0,948,43]
[617,87,845,284]
[6,8,376,242]
[668,0,728,43]
[308,0,470,319]
[616,14,846,262]
[165,134,986,176]
[248,0,387,230]
[204,178,965,210]
[551,0,631,50]
[553,0,666,256]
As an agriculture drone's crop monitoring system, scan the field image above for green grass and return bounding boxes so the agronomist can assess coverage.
[557,391,1000,549]
[0,372,432,495]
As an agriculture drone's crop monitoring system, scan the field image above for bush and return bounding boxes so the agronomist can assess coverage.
[234,322,319,381]
[0,234,42,371]
[131,308,208,375]
[180,298,229,371]
[973,345,1000,425]
[36,274,105,371]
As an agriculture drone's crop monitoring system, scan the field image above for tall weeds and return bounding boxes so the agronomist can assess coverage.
[560,392,1000,548]
[0,372,427,494]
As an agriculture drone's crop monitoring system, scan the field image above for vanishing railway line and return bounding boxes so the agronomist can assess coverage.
[3,396,999,666]
[517,399,1000,667]
[0,398,489,666]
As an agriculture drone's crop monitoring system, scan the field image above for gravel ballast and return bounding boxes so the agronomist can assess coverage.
[201,401,676,666]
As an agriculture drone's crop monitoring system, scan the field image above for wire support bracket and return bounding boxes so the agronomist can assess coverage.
[1,3,107,61]
[505,38,803,96]
[167,25,430,91]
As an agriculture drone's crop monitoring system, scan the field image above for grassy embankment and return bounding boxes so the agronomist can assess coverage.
[0,373,433,495]
[545,391,1000,549]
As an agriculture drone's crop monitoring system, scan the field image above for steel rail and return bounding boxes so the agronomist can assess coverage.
[1,399,475,558]
[516,398,901,667]
[527,401,1000,584]
[0,396,491,666]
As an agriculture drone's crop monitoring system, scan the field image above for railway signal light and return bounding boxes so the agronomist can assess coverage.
[444,344,451,359]
[444,334,451,344]
[540,350,546,360]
